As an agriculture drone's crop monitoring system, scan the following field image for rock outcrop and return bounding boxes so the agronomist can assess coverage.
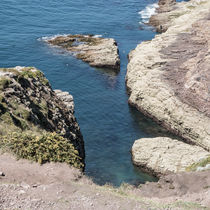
[47,34,120,71]
[0,66,85,169]
[132,137,210,176]
[54,89,74,112]
[149,0,204,32]
[126,0,210,151]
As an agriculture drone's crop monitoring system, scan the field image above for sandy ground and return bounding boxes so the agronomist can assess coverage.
[0,153,209,209]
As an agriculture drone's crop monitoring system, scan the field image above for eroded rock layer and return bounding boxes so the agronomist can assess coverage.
[149,0,205,32]
[126,0,210,150]
[132,137,210,176]
[47,34,120,71]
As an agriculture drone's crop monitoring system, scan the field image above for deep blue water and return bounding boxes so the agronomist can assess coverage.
[0,0,169,186]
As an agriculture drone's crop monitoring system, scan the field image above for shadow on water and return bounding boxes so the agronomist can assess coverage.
[128,106,178,138]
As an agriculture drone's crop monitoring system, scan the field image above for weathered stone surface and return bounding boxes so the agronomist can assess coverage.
[54,89,74,112]
[149,0,205,32]
[132,137,210,176]
[47,34,120,71]
[0,67,85,168]
[157,0,176,13]
[126,0,210,151]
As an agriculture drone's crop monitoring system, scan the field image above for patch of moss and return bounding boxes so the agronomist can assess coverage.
[186,156,210,171]
[0,77,12,90]
[18,68,49,86]
[38,100,48,115]
[0,132,83,169]
[0,67,49,86]
[187,5,195,10]
[0,112,13,125]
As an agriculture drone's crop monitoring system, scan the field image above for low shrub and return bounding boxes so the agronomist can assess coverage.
[0,132,83,169]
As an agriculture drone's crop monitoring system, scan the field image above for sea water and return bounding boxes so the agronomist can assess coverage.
[0,0,169,186]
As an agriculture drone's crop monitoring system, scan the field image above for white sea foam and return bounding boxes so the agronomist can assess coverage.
[93,34,102,38]
[37,34,69,42]
[38,34,103,42]
[139,3,159,24]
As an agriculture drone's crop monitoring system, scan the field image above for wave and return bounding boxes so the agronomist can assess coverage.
[37,34,69,42]
[93,34,102,38]
[38,34,103,42]
[139,3,159,24]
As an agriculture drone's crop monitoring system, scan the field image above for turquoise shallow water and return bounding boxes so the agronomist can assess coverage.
[0,0,170,186]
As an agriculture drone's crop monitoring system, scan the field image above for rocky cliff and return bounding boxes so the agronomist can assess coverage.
[0,66,85,169]
[149,0,205,32]
[126,0,210,174]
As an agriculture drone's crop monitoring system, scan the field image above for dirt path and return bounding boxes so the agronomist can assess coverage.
[0,153,209,209]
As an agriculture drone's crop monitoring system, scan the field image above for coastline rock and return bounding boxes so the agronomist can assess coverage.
[157,0,176,13]
[149,0,204,32]
[54,89,74,112]
[126,0,210,151]
[132,137,210,176]
[47,34,120,71]
[0,66,85,169]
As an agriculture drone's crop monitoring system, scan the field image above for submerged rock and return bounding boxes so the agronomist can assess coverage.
[47,34,120,71]
[132,137,210,176]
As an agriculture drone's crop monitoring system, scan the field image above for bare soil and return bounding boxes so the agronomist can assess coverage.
[0,153,209,209]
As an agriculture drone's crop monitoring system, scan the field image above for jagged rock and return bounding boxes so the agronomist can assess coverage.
[126,0,210,151]
[0,66,85,168]
[132,137,210,176]
[149,0,204,32]
[47,34,120,71]
[54,89,74,112]
[157,0,176,13]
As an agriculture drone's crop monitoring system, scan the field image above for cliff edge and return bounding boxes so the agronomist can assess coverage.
[126,0,210,175]
[0,66,85,169]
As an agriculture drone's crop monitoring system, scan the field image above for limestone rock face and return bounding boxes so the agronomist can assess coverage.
[0,67,85,168]
[126,0,210,151]
[132,137,210,176]
[149,0,205,32]
[47,34,120,71]
[157,0,176,13]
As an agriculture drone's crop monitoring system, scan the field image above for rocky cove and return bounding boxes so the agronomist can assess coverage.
[126,0,210,176]
[0,0,210,208]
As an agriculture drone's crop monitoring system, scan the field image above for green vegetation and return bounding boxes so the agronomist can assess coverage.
[0,132,83,169]
[0,67,83,170]
[0,67,49,86]
[186,156,210,171]
[0,77,11,90]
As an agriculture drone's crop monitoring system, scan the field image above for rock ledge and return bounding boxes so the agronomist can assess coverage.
[47,34,120,71]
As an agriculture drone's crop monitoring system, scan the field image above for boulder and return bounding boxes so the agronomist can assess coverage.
[132,137,210,176]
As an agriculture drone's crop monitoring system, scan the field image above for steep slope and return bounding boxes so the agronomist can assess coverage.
[0,66,85,169]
